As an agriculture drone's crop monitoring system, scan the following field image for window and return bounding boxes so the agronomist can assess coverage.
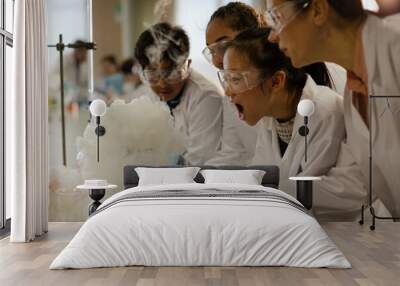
[5,0,13,33]
[1,0,14,234]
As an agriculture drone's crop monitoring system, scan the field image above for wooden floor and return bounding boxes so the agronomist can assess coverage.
[0,221,399,286]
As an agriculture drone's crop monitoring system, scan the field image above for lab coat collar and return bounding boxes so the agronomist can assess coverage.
[287,76,316,158]
[271,76,316,162]
[339,14,377,144]
[166,87,185,110]
[171,81,190,113]
[292,75,319,131]
[344,89,369,142]
[361,14,394,144]
[362,14,379,92]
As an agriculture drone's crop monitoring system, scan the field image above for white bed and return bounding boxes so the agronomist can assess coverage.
[50,183,350,269]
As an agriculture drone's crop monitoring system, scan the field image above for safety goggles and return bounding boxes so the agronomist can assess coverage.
[141,61,190,85]
[202,40,231,65]
[217,69,265,94]
[265,0,311,34]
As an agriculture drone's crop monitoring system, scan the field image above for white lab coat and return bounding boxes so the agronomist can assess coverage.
[252,76,367,220]
[205,62,346,167]
[326,62,347,95]
[162,70,223,165]
[343,13,400,216]
[206,96,258,166]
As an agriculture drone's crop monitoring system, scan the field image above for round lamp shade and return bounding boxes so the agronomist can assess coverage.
[89,99,107,117]
[297,99,315,117]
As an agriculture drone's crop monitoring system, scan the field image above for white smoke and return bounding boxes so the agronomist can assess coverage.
[50,0,192,221]
[137,0,184,80]
[76,95,186,186]
[49,95,186,221]
[143,20,189,69]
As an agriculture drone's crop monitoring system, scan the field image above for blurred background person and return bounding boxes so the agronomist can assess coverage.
[49,39,89,110]
[98,54,124,104]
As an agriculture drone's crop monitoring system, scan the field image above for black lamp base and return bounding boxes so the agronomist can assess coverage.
[88,189,105,215]
[95,126,106,136]
[296,180,313,210]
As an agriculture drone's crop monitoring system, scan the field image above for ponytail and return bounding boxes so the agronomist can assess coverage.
[327,0,364,20]
[302,63,332,88]
[294,0,364,22]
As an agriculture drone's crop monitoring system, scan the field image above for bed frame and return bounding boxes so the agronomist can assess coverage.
[123,165,280,189]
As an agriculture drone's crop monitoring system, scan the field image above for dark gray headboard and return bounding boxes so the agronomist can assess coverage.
[123,165,280,189]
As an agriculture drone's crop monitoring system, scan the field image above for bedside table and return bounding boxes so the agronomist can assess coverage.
[289,176,321,210]
[77,180,117,215]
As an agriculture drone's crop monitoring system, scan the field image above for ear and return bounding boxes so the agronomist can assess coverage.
[310,0,329,26]
[270,71,286,92]
[187,59,192,68]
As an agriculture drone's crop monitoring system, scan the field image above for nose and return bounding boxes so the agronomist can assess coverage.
[224,88,236,101]
[268,30,279,43]
[158,78,168,88]
[212,53,224,69]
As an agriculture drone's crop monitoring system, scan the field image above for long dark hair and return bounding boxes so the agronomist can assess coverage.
[292,0,364,21]
[327,0,364,20]
[208,2,266,31]
[230,28,332,91]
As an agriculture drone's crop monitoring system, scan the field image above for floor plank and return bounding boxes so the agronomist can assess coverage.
[0,222,399,286]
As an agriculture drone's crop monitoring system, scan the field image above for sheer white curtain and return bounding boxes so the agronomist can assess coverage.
[7,0,49,242]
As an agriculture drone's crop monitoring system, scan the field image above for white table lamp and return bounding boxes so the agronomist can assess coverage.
[89,99,107,162]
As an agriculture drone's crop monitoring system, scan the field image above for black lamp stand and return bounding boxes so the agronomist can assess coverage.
[296,116,313,210]
[359,95,400,230]
[94,116,106,162]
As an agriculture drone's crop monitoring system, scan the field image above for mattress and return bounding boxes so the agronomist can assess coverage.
[50,183,350,269]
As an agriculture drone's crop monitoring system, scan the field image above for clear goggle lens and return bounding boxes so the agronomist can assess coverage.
[202,40,231,65]
[217,70,264,94]
[142,63,190,85]
[265,0,310,34]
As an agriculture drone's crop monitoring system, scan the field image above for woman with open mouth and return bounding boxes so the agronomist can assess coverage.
[220,27,367,221]
[202,2,264,166]
[203,2,347,166]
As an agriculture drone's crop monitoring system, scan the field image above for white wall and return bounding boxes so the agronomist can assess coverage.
[174,0,219,85]
[47,0,88,67]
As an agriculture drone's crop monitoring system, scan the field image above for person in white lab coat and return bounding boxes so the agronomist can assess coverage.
[203,2,347,166]
[266,0,400,216]
[203,2,261,165]
[134,22,223,166]
[221,28,367,220]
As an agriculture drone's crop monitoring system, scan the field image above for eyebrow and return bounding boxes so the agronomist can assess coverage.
[207,36,229,46]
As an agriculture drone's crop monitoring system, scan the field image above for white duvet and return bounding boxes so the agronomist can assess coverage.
[50,183,350,269]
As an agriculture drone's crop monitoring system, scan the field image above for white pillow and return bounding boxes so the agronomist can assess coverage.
[135,167,201,186]
[200,169,266,185]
